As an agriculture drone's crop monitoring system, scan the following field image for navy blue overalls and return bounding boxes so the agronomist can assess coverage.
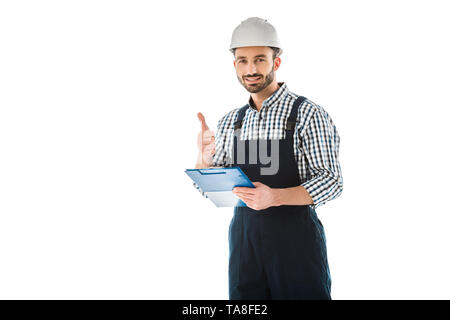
[228,96,332,300]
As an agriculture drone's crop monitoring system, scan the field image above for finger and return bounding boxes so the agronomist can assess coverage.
[203,143,215,153]
[203,144,215,153]
[197,112,209,131]
[233,187,256,194]
[252,181,264,187]
[202,132,215,144]
[236,195,255,204]
[243,200,256,209]
[233,189,256,196]
[234,191,255,199]
[233,188,256,196]
[235,194,254,203]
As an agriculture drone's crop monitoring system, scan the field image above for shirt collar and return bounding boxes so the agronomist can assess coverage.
[248,82,288,111]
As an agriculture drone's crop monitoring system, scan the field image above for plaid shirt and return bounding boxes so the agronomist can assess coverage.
[194,82,343,209]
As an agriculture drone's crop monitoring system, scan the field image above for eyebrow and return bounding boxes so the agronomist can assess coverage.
[236,54,268,60]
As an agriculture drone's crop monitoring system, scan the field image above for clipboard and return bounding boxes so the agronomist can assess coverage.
[185,167,255,207]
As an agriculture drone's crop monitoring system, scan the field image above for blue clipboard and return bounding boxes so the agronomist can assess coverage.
[185,167,255,207]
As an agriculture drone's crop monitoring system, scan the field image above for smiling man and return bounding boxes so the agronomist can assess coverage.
[194,17,343,300]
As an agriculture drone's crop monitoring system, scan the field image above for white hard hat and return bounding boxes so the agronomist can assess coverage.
[229,17,283,55]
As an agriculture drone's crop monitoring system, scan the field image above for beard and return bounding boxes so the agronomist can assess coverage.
[238,64,275,93]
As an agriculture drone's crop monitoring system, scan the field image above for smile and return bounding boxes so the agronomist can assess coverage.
[245,77,261,83]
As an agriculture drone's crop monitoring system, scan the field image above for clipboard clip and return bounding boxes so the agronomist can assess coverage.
[198,169,227,175]
[198,163,234,175]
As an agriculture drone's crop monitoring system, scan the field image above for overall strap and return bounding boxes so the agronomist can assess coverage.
[233,104,250,130]
[286,96,307,131]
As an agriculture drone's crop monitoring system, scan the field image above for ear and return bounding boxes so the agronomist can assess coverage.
[273,57,281,71]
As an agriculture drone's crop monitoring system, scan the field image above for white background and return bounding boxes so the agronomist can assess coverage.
[1,0,449,299]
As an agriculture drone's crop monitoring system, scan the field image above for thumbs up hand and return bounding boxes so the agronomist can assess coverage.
[196,112,216,168]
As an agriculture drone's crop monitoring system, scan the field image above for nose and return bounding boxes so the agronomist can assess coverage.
[241,60,258,76]
[247,61,258,74]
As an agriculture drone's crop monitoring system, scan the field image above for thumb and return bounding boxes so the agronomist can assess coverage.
[197,112,209,131]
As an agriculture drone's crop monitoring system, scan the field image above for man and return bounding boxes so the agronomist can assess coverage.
[194,17,343,300]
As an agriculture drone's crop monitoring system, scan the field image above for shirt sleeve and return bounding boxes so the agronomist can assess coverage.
[299,107,343,209]
[212,115,228,167]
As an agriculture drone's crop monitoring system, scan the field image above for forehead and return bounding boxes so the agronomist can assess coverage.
[235,46,272,59]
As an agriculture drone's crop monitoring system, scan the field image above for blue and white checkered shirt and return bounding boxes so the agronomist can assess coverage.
[194,82,343,209]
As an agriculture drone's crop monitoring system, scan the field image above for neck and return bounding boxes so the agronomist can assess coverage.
[251,80,280,112]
